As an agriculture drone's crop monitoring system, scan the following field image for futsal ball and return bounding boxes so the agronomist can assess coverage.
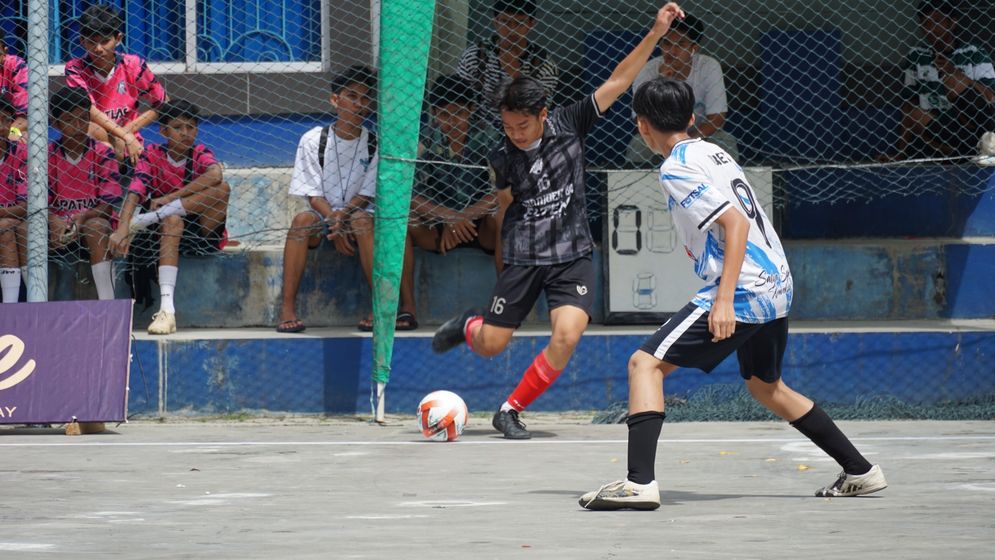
[417,390,468,442]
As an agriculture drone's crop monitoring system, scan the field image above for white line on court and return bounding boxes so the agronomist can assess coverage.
[0,435,993,447]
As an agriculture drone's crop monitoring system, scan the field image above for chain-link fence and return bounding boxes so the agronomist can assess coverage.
[1,1,992,266]
[1,1,993,416]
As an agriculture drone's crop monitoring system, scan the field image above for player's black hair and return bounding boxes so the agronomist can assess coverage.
[633,77,695,133]
[0,97,15,119]
[159,99,200,125]
[330,65,376,95]
[670,13,704,44]
[916,0,959,20]
[493,0,537,18]
[79,4,124,39]
[495,76,547,116]
[50,87,91,120]
[428,75,475,110]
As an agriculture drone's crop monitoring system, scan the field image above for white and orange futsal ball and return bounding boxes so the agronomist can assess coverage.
[417,390,468,442]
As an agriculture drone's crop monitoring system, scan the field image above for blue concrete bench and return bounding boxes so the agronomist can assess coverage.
[47,235,995,326]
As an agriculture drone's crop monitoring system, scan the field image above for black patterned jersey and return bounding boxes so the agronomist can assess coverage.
[489,94,603,266]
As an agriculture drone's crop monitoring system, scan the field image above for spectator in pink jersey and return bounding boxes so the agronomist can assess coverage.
[64,4,167,164]
[0,29,28,140]
[0,97,27,303]
[48,87,120,300]
[111,100,230,335]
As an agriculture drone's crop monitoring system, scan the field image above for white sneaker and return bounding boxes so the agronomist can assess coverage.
[579,479,660,510]
[147,311,176,335]
[816,464,887,497]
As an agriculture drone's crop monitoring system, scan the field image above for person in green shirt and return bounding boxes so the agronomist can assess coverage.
[885,0,995,160]
[410,75,501,271]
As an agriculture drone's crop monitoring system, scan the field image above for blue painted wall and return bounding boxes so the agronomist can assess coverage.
[126,330,995,417]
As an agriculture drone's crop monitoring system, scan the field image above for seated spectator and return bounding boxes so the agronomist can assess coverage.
[65,3,167,165]
[110,100,231,335]
[0,29,28,140]
[627,13,738,164]
[883,1,995,161]
[47,87,119,301]
[277,65,417,333]
[0,97,27,303]
[457,0,558,125]
[410,75,500,271]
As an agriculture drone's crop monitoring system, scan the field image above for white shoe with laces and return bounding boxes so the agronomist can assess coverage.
[578,479,660,510]
[815,464,887,497]
[147,311,176,335]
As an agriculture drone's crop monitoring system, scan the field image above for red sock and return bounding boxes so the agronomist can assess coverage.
[506,351,563,411]
[464,316,484,351]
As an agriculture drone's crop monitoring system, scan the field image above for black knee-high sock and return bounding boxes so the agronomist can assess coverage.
[790,404,872,475]
[626,411,666,485]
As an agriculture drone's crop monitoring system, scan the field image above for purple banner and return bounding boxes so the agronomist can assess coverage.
[0,300,133,424]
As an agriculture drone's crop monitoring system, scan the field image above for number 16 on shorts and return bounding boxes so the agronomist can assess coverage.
[490,297,506,315]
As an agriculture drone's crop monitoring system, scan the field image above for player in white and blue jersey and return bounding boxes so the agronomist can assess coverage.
[580,78,887,511]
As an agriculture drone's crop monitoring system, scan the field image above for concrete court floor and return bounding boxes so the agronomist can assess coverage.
[1,417,993,560]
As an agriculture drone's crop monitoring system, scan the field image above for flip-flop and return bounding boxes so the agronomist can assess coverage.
[276,319,306,333]
[357,316,374,332]
[395,311,419,331]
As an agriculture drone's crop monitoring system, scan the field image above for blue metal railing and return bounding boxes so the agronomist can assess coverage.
[0,0,320,64]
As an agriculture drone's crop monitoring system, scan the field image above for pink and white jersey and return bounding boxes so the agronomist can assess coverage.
[64,53,167,144]
[0,141,27,207]
[131,143,219,199]
[0,53,28,116]
[48,138,121,218]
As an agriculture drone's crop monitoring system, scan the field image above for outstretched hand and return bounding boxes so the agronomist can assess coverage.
[652,3,685,37]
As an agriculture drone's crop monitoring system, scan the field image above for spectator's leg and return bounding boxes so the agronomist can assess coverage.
[15,219,26,267]
[0,218,21,303]
[352,211,417,327]
[82,216,114,300]
[352,211,375,285]
[178,181,231,233]
[48,214,70,249]
[409,223,441,252]
[0,218,19,267]
[157,215,184,315]
[477,215,501,272]
[279,212,322,326]
[400,231,416,316]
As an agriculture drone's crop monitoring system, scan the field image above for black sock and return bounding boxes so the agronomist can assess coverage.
[626,411,666,485]
[790,404,872,475]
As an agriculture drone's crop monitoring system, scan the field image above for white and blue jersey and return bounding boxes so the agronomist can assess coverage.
[658,138,792,323]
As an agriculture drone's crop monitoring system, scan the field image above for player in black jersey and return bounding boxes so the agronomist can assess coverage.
[434,3,687,439]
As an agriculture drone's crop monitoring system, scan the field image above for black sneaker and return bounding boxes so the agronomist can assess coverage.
[492,409,531,439]
[432,309,480,353]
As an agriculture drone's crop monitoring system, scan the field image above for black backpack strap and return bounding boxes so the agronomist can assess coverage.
[366,129,377,159]
[318,124,331,170]
[182,147,195,185]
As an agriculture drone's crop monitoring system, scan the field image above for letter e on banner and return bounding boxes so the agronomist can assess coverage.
[0,334,36,390]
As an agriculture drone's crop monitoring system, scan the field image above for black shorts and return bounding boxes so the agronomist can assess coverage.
[638,302,788,383]
[177,215,225,256]
[483,255,595,328]
[50,237,90,263]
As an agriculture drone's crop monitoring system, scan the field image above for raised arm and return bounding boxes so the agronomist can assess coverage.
[593,3,685,114]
